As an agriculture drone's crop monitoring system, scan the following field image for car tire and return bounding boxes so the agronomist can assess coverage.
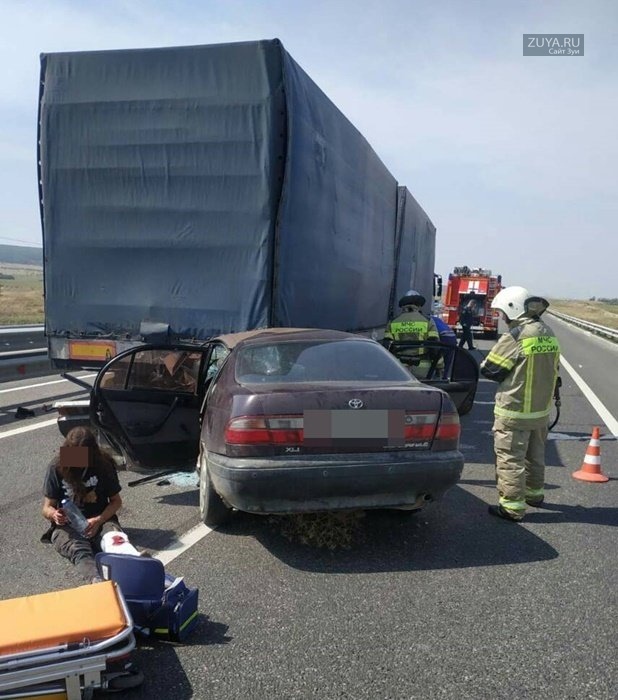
[198,450,231,526]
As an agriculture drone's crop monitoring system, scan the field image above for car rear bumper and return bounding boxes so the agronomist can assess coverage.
[205,449,464,514]
[56,400,91,436]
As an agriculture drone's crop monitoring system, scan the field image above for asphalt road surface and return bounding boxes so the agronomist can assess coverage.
[0,324,616,699]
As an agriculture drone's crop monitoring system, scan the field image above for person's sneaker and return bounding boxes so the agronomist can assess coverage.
[525,496,545,507]
[488,505,523,522]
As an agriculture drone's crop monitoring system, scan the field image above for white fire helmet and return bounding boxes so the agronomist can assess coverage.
[491,286,530,320]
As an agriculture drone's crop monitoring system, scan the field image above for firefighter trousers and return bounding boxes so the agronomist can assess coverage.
[493,425,548,514]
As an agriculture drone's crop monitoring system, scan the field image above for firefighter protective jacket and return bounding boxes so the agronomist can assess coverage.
[480,317,560,429]
[385,309,439,370]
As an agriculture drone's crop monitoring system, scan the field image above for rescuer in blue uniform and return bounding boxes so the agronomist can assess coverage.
[431,315,457,378]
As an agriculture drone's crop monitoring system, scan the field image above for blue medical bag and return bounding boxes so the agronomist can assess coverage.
[95,552,199,642]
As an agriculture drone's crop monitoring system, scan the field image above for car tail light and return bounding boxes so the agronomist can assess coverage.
[225,415,303,445]
[433,409,460,450]
[404,412,437,442]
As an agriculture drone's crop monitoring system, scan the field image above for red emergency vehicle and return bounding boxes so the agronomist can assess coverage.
[442,267,502,339]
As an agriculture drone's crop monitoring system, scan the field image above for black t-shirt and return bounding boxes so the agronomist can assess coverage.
[43,462,121,519]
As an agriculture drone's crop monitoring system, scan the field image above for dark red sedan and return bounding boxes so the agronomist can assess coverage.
[90,329,464,525]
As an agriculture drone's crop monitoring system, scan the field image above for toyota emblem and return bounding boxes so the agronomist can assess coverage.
[348,398,363,409]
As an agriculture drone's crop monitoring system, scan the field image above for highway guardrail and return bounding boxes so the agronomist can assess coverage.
[0,324,45,334]
[0,348,52,382]
[548,310,618,343]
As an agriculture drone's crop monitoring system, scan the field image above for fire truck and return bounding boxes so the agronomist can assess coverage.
[442,266,502,339]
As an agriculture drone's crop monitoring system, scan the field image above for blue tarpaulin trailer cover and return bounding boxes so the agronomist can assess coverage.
[392,186,437,318]
[38,39,435,359]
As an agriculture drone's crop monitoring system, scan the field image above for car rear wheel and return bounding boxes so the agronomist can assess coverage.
[199,450,231,526]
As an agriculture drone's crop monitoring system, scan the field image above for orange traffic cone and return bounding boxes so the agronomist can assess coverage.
[572,427,609,482]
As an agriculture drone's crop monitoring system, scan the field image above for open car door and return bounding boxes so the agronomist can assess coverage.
[386,340,479,416]
[91,344,214,470]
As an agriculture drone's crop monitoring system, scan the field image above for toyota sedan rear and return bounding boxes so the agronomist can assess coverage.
[91,329,464,526]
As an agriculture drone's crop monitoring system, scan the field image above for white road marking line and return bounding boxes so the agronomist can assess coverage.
[0,417,58,439]
[154,523,213,566]
[560,355,618,437]
[0,373,96,394]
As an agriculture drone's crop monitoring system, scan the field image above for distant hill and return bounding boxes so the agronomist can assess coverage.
[0,244,43,267]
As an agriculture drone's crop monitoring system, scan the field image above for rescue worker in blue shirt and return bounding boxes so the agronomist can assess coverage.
[384,290,440,378]
[480,286,561,522]
[431,315,457,378]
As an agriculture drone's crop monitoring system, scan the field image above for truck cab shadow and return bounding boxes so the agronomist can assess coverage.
[218,485,558,574]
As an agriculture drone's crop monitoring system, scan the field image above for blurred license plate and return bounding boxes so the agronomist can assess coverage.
[303,409,404,447]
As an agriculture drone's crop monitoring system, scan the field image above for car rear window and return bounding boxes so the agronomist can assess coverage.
[235,340,413,383]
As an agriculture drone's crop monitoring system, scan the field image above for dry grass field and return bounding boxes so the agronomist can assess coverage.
[548,299,618,330]
[0,264,44,324]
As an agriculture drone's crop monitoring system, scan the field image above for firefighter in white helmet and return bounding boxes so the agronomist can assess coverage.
[384,290,440,379]
[480,286,561,521]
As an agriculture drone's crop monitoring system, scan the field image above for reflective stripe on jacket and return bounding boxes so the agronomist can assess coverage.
[480,317,560,429]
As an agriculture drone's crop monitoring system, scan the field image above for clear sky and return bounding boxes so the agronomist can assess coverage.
[0,0,616,298]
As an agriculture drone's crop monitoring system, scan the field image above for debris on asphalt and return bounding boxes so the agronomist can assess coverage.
[269,511,366,550]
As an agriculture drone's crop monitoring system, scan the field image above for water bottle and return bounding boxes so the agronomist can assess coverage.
[60,498,89,535]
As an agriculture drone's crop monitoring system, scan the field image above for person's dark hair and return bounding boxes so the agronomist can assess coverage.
[53,426,116,505]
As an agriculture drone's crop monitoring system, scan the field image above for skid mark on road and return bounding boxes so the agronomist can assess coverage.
[548,431,615,441]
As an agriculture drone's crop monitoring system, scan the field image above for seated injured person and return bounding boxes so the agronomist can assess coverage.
[41,426,124,583]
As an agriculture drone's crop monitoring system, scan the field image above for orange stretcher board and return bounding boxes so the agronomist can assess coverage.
[0,581,126,656]
[0,582,136,700]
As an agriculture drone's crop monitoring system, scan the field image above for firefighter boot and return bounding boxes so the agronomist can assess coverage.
[488,505,523,522]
